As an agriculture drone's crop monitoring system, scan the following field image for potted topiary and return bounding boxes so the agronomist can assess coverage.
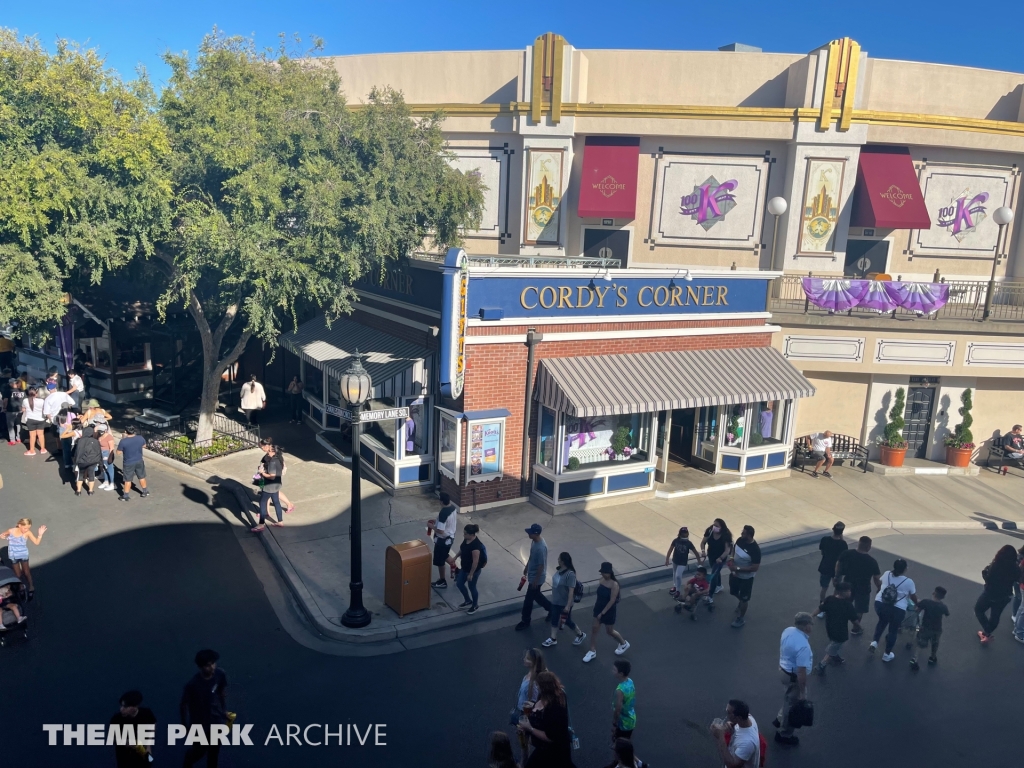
[877,387,908,467]
[944,388,975,467]
[608,425,633,460]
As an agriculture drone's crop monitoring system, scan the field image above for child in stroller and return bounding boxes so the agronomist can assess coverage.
[0,584,25,624]
[0,566,28,643]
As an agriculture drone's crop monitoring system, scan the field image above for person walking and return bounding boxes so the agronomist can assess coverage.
[710,699,761,768]
[665,526,701,597]
[910,586,949,669]
[836,536,882,635]
[815,522,847,615]
[489,731,520,768]
[543,552,586,647]
[700,518,733,605]
[975,544,1019,644]
[430,492,458,588]
[816,581,857,675]
[116,425,149,501]
[606,737,649,768]
[518,670,574,768]
[512,649,546,762]
[775,612,813,746]
[583,562,630,662]
[180,649,229,768]
[0,518,46,599]
[286,375,304,423]
[66,368,85,410]
[109,690,156,768]
[251,439,285,533]
[516,524,551,631]
[4,375,25,445]
[870,558,917,662]
[454,523,486,614]
[806,430,834,478]
[96,424,117,491]
[728,525,761,628]
[21,387,47,456]
[71,423,102,496]
[240,375,266,425]
[611,659,636,742]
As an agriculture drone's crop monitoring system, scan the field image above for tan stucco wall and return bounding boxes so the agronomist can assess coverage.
[971,377,1024,451]
[863,59,1024,121]
[327,51,523,104]
[794,372,870,437]
[580,50,802,107]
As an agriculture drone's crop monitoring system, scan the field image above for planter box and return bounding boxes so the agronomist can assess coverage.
[945,446,973,468]
[879,445,907,467]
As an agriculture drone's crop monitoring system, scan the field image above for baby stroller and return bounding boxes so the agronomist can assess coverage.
[0,566,28,646]
[900,600,920,650]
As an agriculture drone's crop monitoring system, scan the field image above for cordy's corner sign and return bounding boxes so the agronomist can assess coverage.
[439,247,469,399]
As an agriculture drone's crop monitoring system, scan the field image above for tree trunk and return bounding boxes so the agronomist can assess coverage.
[195,366,223,445]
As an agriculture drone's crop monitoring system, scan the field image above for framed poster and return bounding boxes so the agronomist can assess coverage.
[447,147,507,237]
[466,418,504,482]
[798,158,846,255]
[912,164,1018,257]
[523,148,564,245]
[651,154,769,249]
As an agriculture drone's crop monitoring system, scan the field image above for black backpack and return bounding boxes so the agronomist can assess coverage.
[74,436,102,468]
[880,575,908,606]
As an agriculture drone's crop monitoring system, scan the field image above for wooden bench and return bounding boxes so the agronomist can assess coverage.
[792,434,869,473]
[988,443,1024,476]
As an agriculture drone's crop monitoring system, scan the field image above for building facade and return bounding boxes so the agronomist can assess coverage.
[281,34,1024,510]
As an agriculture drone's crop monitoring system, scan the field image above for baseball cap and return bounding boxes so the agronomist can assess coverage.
[833,521,846,532]
[525,523,543,535]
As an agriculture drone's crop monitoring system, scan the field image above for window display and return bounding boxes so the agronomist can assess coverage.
[403,398,427,456]
[563,413,649,471]
[538,407,557,469]
[467,418,504,481]
[439,411,460,481]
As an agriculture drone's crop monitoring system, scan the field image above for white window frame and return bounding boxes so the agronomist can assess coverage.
[437,408,462,484]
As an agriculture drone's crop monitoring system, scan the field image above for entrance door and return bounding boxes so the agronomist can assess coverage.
[903,387,935,458]
[844,239,890,278]
[669,408,695,463]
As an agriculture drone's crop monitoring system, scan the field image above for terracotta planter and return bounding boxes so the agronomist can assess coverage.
[945,446,973,468]
[879,445,907,467]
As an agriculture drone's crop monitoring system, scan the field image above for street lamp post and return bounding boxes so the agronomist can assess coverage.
[983,206,1015,320]
[767,197,788,296]
[340,350,373,628]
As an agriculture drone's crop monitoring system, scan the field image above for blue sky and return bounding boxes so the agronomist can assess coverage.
[6,0,1024,90]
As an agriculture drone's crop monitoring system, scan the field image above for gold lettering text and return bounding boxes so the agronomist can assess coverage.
[669,286,684,306]
[653,286,669,307]
[637,286,653,307]
[539,286,557,309]
[686,286,700,306]
[717,286,729,306]
[616,285,628,307]
[702,286,715,305]
[594,285,611,308]
[576,286,594,309]
[558,286,574,308]
[520,287,538,309]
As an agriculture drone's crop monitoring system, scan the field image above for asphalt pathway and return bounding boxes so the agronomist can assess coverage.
[2,442,1022,767]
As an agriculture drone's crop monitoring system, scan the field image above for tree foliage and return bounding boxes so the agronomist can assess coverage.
[0,30,168,332]
[950,388,973,446]
[882,387,907,448]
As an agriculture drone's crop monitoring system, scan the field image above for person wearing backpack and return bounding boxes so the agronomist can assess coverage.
[544,552,586,647]
[72,424,103,496]
[454,523,486,615]
[870,558,917,662]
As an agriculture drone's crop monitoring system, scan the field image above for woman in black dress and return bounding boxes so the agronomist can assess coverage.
[582,562,630,662]
[976,544,1019,643]
[518,671,574,768]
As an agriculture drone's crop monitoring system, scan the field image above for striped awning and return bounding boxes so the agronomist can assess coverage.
[534,346,815,417]
[279,314,428,384]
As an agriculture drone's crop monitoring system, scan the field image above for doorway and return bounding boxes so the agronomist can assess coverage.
[669,408,695,463]
[903,386,935,459]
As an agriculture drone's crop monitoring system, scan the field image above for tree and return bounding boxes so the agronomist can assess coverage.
[155,33,483,442]
[947,388,974,447]
[881,387,907,448]
[0,30,168,333]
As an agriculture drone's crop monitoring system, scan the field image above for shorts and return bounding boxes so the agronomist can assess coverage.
[26,419,45,431]
[819,572,834,589]
[810,450,827,461]
[9,558,27,565]
[122,462,146,483]
[916,628,942,648]
[729,574,754,602]
[432,538,452,566]
[852,590,870,614]
[614,727,633,740]
[77,465,96,482]
[825,640,845,657]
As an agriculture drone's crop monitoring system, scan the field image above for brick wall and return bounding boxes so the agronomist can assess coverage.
[450,327,772,508]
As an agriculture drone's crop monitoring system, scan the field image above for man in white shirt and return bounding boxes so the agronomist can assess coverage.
[429,492,458,588]
[711,699,760,768]
[806,430,834,478]
[43,388,75,422]
[775,612,813,746]
[66,370,85,410]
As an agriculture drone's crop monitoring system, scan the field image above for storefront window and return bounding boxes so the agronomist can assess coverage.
[402,398,428,457]
[538,407,557,470]
[328,376,341,406]
[563,413,650,471]
[303,361,324,400]
[746,399,792,446]
[467,418,504,481]
[695,406,720,464]
[117,342,151,371]
[438,411,460,481]
[724,404,749,448]
[363,397,396,457]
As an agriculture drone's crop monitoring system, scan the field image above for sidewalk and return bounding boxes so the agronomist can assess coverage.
[167,414,1024,645]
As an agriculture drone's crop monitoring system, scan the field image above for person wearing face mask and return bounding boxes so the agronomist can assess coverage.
[109,690,156,767]
[665,527,702,597]
[701,519,733,606]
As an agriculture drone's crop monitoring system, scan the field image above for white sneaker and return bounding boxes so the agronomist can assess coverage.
[102,482,115,491]
[882,652,895,662]
[714,586,724,594]
[582,651,597,663]
[869,641,878,653]
[614,641,630,655]
[573,632,586,646]
[816,611,826,619]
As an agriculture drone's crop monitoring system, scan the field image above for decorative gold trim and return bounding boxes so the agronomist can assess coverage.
[551,36,564,124]
[531,40,544,124]
[818,40,841,131]
[839,41,861,132]
[390,102,1024,138]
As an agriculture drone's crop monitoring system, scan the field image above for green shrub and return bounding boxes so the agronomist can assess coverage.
[880,387,907,448]
[566,456,581,471]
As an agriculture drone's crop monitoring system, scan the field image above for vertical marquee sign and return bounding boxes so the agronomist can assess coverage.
[440,247,469,399]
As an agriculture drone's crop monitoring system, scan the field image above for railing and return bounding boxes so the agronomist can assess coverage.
[411,251,621,269]
[139,412,260,466]
[769,276,1024,323]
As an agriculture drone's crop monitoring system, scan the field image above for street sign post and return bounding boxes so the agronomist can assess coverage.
[324,403,409,423]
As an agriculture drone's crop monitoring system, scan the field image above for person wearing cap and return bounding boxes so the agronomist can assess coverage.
[110,689,156,767]
[515,523,551,631]
[816,522,848,616]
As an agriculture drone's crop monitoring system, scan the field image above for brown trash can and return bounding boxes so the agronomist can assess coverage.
[384,540,432,617]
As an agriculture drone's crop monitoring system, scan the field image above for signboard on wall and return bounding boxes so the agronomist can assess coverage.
[798,158,846,255]
[912,164,1019,257]
[467,419,504,481]
[523,148,565,245]
[652,153,770,249]
[447,147,507,237]
[439,248,469,399]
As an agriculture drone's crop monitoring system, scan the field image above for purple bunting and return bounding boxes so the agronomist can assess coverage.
[801,278,949,315]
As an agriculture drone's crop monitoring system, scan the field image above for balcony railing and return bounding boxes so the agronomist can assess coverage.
[411,251,620,269]
[768,276,1024,323]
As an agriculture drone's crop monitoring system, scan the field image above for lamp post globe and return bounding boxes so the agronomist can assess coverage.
[992,207,1014,227]
[767,197,788,217]
[340,350,373,628]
